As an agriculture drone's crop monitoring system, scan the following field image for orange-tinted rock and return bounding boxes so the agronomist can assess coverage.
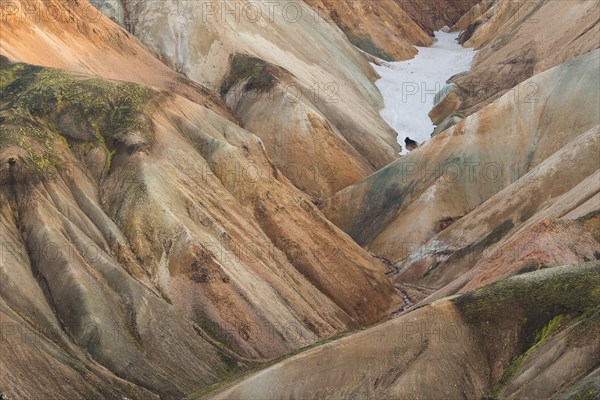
[398,0,481,35]
[304,0,432,61]
[456,0,600,115]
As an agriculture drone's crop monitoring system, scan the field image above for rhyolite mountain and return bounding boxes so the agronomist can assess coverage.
[0,1,598,399]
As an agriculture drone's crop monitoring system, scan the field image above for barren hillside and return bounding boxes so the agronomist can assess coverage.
[0,1,598,399]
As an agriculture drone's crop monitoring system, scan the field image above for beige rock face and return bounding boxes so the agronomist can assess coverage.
[393,125,600,298]
[304,0,432,61]
[2,0,403,196]
[323,49,600,261]
[1,0,599,399]
[208,263,600,400]
[0,60,400,399]
[229,80,374,198]
[428,83,464,125]
[0,0,233,120]
[452,0,495,32]
[455,0,600,115]
[398,0,481,35]
[0,1,402,397]
[108,0,401,190]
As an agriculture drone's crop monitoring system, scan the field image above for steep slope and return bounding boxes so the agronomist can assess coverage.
[0,2,408,394]
[0,58,400,399]
[207,262,600,400]
[1,1,597,399]
[387,126,599,303]
[454,0,600,116]
[452,0,495,32]
[220,55,375,198]
[304,0,432,61]
[87,0,402,198]
[323,49,599,261]
[399,0,480,35]
[0,0,232,120]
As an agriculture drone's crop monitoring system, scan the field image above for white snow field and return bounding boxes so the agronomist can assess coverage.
[373,31,476,154]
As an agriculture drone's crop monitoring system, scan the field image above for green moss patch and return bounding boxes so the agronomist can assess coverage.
[455,262,600,324]
[0,56,26,90]
[347,33,394,62]
[493,314,567,396]
[569,385,600,400]
[577,209,600,224]
[220,54,278,97]
[454,262,600,397]
[1,60,154,176]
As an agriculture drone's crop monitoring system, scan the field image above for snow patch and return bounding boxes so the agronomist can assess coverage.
[372,31,476,154]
